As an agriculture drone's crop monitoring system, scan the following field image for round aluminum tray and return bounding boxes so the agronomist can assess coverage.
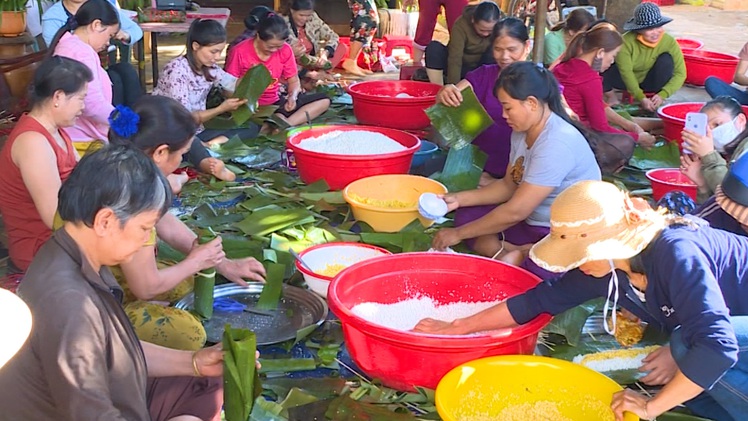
[175,283,327,345]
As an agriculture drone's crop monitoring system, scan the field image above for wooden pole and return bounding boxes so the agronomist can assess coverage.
[532,0,548,64]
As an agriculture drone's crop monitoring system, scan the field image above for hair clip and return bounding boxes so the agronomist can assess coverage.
[108,105,140,138]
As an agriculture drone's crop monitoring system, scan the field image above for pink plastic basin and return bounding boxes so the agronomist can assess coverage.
[682,48,739,86]
[327,252,552,392]
[347,80,441,130]
[646,168,698,201]
[286,125,420,190]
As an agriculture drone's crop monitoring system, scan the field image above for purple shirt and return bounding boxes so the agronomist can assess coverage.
[465,64,513,178]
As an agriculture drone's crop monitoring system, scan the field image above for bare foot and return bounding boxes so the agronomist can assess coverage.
[167,173,189,194]
[342,59,367,77]
[204,158,236,181]
[205,135,230,149]
[604,91,620,107]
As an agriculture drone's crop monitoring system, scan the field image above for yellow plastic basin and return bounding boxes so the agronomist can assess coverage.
[436,355,638,421]
[343,174,448,233]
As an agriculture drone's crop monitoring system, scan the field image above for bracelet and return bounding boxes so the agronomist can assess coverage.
[191,351,203,377]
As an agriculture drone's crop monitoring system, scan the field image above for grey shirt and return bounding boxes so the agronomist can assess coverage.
[0,228,149,421]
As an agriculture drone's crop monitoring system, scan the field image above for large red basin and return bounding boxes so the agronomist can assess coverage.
[327,252,552,391]
[682,48,739,86]
[347,80,441,130]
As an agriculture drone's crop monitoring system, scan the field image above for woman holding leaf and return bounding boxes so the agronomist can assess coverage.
[154,19,267,182]
[105,96,266,351]
[225,13,331,132]
[0,145,225,421]
[432,62,600,279]
[418,180,748,421]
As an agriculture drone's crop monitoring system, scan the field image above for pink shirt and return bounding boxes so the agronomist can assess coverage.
[54,32,113,142]
[224,37,297,106]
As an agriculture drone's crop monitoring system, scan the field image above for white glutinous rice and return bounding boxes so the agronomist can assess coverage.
[573,346,660,372]
[394,92,415,98]
[350,296,502,331]
[297,130,406,155]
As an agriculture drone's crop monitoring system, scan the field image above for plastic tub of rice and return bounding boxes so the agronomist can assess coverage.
[287,125,420,190]
[347,80,441,130]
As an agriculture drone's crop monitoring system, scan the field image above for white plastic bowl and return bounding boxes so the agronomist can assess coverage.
[295,242,392,298]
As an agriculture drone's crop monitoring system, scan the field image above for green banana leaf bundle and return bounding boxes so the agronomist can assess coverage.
[425,86,493,150]
[223,325,263,421]
[232,64,274,126]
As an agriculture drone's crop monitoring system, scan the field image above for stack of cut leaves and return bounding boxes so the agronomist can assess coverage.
[606,140,681,199]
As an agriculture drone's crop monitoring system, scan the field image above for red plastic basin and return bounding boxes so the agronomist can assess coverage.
[347,80,441,130]
[646,168,698,201]
[286,125,420,190]
[682,48,739,86]
[676,38,703,50]
[657,102,748,146]
[327,253,552,392]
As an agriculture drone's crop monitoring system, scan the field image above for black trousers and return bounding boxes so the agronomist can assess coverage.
[602,52,674,94]
[424,41,494,81]
[185,125,261,167]
[107,62,142,107]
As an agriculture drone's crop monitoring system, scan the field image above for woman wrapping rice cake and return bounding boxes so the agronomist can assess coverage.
[416,180,748,421]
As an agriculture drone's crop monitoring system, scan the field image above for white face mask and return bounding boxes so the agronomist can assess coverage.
[603,259,619,336]
[712,117,741,153]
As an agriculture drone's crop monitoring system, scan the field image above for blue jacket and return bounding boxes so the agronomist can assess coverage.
[507,222,746,390]
[694,197,747,238]
[42,1,143,48]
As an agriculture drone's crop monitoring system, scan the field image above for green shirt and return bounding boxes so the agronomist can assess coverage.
[544,30,566,66]
[615,31,686,101]
[447,14,492,85]
[697,138,748,203]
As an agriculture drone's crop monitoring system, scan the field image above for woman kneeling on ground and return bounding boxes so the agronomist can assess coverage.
[105,96,266,351]
[417,180,748,421]
[0,145,225,421]
[601,3,685,112]
[424,2,502,86]
[553,22,656,159]
[225,12,330,132]
[0,57,89,276]
[154,18,263,182]
[680,96,748,203]
[431,61,601,279]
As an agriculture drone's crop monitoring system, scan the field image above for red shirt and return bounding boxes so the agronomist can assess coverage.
[0,114,77,271]
[224,37,298,106]
[553,58,638,141]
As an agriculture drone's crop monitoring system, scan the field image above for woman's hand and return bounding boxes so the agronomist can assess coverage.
[412,318,465,335]
[637,132,657,150]
[640,345,678,386]
[432,228,462,250]
[187,237,226,272]
[478,172,498,188]
[193,344,224,377]
[640,97,660,113]
[611,390,651,421]
[632,124,645,134]
[437,84,463,107]
[681,127,715,158]
[285,95,298,112]
[650,94,664,110]
[680,153,706,188]
[291,40,307,57]
[216,257,267,285]
[220,98,248,113]
[115,29,131,43]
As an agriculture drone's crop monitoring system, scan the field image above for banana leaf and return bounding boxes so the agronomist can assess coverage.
[258,358,317,374]
[234,207,315,236]
[425,87,493,150]
[262,377,347,401]
[628,140,681,170]
[249,397,286,421]
[325,396,418,421]
[194,229,218,319]
[232,64,274,126]
[543,298,604,347]
[256,263,285,310]
[434,144,488,192]
[279,388,320,416]
[223,326,262,421]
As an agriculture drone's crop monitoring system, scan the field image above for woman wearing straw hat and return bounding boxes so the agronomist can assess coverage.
[601,3,686,112]
[416,180,748,421]
[694,151,748,237]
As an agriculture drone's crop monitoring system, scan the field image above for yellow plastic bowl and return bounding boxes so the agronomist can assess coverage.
[435,355,638,421]
[343,174,448,233]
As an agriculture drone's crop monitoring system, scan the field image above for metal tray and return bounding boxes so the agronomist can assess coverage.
[175,283,327,345]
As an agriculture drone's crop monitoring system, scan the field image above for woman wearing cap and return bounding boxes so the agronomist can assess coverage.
[417,180,748,421]
[601,3,686,112]
[694,152,748,237]
[431,61,601,279]
[680,96,748,203]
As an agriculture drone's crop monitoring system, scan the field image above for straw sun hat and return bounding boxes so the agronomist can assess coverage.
[530,181,667,273]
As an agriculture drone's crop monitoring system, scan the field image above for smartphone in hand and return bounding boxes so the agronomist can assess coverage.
[683,112,708,154]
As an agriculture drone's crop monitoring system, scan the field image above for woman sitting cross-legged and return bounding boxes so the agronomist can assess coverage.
[424,2,502,85]
[0,145,226,421]
[104,96,266,351]
[431,61,601,279]
[601,3,686,112]
[153,18,264,182]
[0,57,89,276]
[417,180,748,421]
[225,12,330,132]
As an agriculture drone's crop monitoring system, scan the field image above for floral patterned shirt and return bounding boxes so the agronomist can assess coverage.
[152,56,237,132]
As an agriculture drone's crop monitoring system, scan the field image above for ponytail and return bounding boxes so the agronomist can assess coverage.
[47,0,119,54]
[257,12,290,41]
[244,5,272,33]
[109,96,196,154]
[561,22,621,63]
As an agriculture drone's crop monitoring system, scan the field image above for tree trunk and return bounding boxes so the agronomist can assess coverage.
[587,0,641,31]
